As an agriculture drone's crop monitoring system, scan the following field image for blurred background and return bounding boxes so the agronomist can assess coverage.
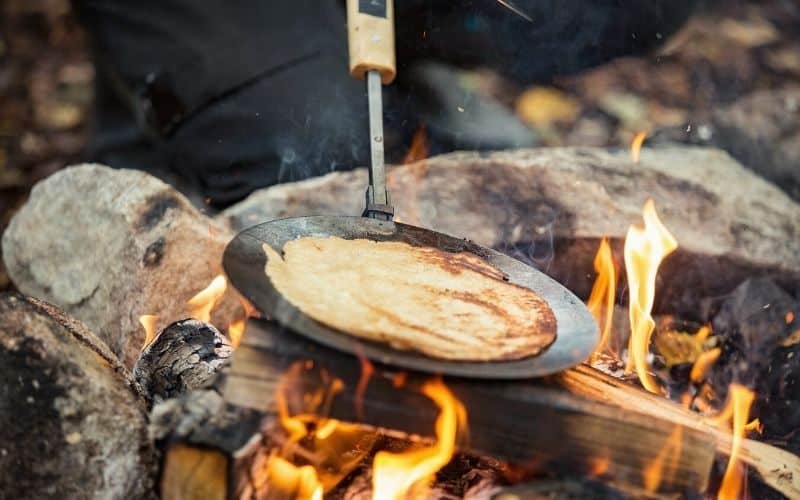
[0,0,798,290]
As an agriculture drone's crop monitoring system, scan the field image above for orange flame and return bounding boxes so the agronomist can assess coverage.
[690,347,721,383]
[643,426,684,493]
[265,455,323,500]
[354,351,374,420]
[631,131,648,164]
[403,125,429,164]
[718,384,755,500]
[187,274,227,322]
[588,238,617,359]
[624,199,678,393]
[228,319,245,349]
[139,314,159,350]
[372,379,462,500]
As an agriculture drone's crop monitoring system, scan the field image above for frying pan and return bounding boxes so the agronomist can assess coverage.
[223,215,599,379]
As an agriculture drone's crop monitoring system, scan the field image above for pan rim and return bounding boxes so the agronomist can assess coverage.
[223,215,598,379]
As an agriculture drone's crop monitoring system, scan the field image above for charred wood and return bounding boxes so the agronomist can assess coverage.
[134,319,232,405]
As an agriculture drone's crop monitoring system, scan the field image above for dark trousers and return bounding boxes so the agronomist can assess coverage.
[75,0,695,206]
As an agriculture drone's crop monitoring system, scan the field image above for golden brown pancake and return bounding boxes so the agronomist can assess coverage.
[263,237,556,361]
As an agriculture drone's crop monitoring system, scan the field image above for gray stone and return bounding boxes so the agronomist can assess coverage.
[713,86,800,200]
[2,164,244,368]
[220,146,800,309]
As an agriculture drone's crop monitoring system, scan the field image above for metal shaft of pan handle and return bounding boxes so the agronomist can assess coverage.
[366,69,390,219]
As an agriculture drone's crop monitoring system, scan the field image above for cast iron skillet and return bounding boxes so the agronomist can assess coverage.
[223,215,598,379]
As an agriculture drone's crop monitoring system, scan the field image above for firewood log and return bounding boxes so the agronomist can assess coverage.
[0,293,157,499]
[134,319,232,404]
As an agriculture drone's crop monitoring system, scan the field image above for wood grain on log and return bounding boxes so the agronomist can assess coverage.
[222,320,715,497]
[134,319,232,404]
[0,293,157,499]
[220,147,800,311]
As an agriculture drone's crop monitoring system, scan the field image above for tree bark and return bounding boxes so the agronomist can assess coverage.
[0,293,157,499]
[134,319,232,405]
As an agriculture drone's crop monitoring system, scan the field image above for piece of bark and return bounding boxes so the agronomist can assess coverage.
[134,319,233,404]
[218,147,800,310]
[2,164,243,368]
[0,293,157,499]
[713,87,800,201]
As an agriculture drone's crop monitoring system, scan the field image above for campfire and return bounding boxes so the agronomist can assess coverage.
[2,3,800,499]
[3,139,799,499]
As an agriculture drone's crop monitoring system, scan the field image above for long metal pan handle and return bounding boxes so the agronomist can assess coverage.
[346,0,395,221]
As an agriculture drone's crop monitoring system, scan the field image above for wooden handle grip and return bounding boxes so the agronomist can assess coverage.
[346,0,396,84]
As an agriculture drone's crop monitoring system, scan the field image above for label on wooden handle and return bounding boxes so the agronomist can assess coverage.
[359,0,387,18]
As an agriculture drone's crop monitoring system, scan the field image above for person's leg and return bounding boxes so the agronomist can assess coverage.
[76,0,380,207]
[396,0,698,84]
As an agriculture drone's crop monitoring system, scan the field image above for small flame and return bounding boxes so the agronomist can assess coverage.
[187,274,227,322]
[718,384,755,500]
[354,350,374,420]
[643,426,684,493]
[139,314,159,350]
[392,372,407,388]
[403,125,429,164]
[372,379,462,500]
[228,319,245,349]
[744,418,763,435]
[631,131,648,164]
[624,199,678,393]
[786,311,795,324]
[588,238,617,360]
[265,455,323,500]
[690,347,721,383]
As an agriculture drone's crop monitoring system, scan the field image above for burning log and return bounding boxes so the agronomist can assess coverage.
[214,320,716,498]
[220,147,800,310]
[134,319,233,404]
[1,164,243,368]
[0,293,157,499]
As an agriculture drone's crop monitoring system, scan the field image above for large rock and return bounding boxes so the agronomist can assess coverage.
[220,147,800,311]
[713,87,800,201]
[2,164,243,368]
[0,293,157,499]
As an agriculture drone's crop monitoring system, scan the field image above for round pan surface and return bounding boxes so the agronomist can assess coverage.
[223,216,598,379]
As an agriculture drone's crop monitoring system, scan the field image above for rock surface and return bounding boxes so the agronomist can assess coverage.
[2,164,244,368]
[0,293,157,499]
[713,86,800,201]
[220,147,800,309]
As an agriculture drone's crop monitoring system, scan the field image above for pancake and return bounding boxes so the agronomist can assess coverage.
[263,236,556,361]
